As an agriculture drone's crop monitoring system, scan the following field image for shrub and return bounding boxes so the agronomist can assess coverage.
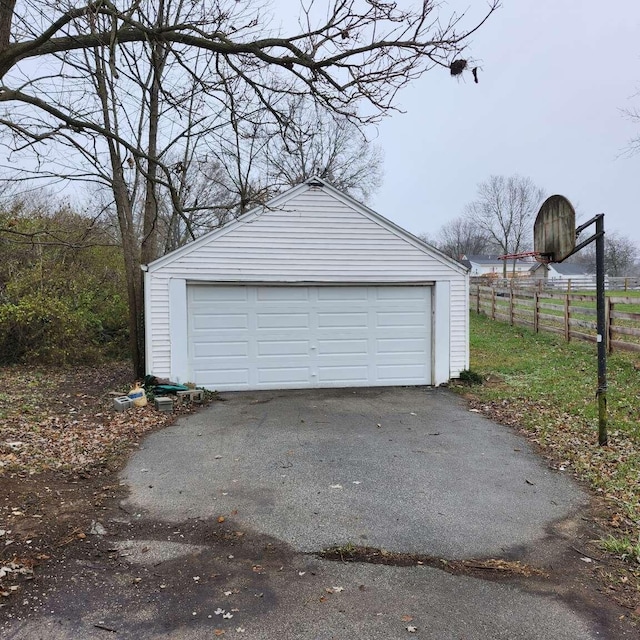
[0,294,104,364]
[458,368,484,385]
[0,203,129,364]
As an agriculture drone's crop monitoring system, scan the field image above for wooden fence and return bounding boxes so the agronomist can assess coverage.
[471,276,640,292]
[470,284,640,353]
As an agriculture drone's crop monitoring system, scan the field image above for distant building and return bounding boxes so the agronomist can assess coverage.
[462,254,536,278]
[530,262,593,285]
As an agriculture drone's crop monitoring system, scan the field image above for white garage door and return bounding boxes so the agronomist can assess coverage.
[187,285,431,391]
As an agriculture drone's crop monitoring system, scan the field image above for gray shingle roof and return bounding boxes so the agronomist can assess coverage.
[550,263,591,276]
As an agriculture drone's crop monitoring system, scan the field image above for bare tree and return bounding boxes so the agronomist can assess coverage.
[434,216,494,260]
[263,96,382,202]
[621,90,640,156]
[0,0,498,374]
[464,175,545,277]
[572,231,640,277]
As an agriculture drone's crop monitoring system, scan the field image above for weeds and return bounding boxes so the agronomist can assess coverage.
[598,536,640,564]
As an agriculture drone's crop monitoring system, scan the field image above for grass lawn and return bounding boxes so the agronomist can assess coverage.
[463,312,640,535]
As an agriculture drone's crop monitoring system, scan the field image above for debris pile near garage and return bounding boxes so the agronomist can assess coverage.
[0,363,215,476]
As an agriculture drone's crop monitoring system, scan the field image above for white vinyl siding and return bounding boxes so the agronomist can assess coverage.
[145,183,468,383]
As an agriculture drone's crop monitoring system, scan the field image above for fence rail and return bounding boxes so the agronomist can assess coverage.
[470,284,640,353]
[471,276,640,292]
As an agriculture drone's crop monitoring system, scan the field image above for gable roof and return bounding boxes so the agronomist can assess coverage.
[530,262,592,276]
[550,263,592,276]
[146,176,467,275]
[464,254,535,266]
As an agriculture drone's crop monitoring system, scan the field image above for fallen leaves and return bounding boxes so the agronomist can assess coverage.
[0,362,211,476]
[325,586,344,594]
[0,561,33,580]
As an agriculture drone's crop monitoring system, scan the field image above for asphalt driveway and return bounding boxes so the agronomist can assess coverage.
[6,387,632,639]
[124,387,584,558]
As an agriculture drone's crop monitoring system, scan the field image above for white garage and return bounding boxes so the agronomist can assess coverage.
[144,178,469,391]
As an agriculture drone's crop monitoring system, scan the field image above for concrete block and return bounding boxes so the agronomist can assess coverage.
[154,397,174,413]
[113,396,133,411]
[176,389,204,403]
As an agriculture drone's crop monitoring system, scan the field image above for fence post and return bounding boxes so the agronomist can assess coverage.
[477,285,481,314]
[606,297,613,353]
[492,289,496,320]
[533,291,539,333]
[509,289,514,325]
[564,293,570,342]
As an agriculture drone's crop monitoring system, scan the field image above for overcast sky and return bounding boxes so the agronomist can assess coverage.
[371,0,640,247]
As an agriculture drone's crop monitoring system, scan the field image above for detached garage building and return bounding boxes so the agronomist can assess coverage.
[143,178,469,391]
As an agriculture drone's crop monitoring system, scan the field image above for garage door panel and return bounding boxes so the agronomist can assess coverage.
[197,368,250,386]
[190,286,248,302]
[255,355,312,369]
[257,367,311,384]
[193,341,249,358]
[192,313,249,330]
[376,352,426,366]
[375,287,427,300]
[317,365,369,383]
[317,312,368,328]
[256,287,310,302]
[377,363,428,381]
[376,311,427,327]
[317,287,368,301]
[257,312,310,329]
[377,337,428,354]
[257,340,310,356]
[317,338,368,355]
[187,285,431,390]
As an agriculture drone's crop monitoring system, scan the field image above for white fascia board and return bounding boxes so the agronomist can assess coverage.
[145,181,313,273]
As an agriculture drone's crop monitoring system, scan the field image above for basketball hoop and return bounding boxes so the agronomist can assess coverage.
[497,251,552,264]
[534,195,576,263]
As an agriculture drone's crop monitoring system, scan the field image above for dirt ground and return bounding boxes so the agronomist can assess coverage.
[0,362,214,610]
[0,365,639,635]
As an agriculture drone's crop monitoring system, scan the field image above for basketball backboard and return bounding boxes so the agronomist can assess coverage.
[534,195,576,262]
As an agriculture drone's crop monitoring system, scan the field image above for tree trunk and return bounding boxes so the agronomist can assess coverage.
[113,171,145,378]
[0,0,16,54]
[140,7,166,268]
[92,47,145,377]
[140,47,161,267]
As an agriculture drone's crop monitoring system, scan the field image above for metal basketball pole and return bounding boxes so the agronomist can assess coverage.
[559,211,608,446]
[535,197,608,447]
[595,214,607,446]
